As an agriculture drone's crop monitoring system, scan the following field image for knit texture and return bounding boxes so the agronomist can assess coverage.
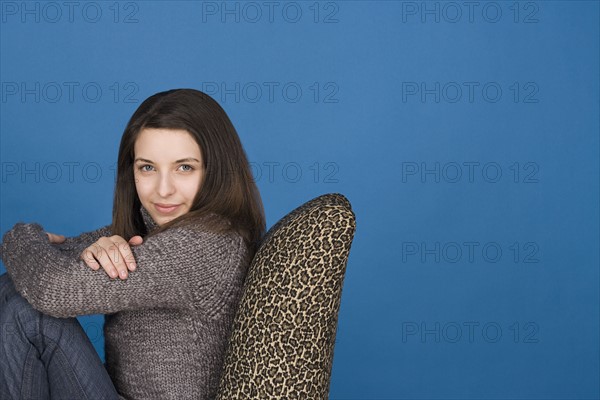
[0,206,250,399]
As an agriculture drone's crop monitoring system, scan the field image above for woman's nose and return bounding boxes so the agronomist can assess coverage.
[157,173,175,197]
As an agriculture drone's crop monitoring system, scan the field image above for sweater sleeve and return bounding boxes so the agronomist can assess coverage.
[50,224,113,258]
[0,221,245,318]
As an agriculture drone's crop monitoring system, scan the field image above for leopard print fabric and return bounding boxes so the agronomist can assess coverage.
[216,193,357,399]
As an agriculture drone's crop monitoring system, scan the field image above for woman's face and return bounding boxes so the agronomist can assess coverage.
[133,128,204,226]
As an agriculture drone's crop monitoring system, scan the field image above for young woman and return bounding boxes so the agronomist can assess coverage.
[0,89,266,399]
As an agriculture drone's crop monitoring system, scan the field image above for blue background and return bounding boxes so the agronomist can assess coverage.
[1,1,598,398]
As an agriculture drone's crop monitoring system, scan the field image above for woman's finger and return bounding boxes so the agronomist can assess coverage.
[125,236,143,271]
[120,241,138,272]
[81,248,99,270]
[82,242,119,279]
[104,237,131,279]
[116,237,138,273]
[128,235,143,246]
[46,232,66,244]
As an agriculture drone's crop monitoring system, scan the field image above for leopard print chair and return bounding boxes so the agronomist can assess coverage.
[216,192,357,399]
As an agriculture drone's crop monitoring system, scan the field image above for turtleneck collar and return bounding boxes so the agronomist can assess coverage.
[140,205,159,232]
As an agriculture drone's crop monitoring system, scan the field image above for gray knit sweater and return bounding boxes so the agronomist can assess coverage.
[0,206,250,399]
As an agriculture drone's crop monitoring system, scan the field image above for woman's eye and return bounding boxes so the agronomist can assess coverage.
[137,164,194,172]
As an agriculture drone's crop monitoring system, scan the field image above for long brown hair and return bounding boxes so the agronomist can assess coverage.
[111,89,266,259]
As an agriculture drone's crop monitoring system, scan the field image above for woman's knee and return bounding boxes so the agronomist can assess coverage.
[0,287,34,353]
[0,285,35,335]
[0,272,17,299]
[0,273,81,347]
[0,285,70,352]
[0,274,51,326]
[0,274,26,320]
[0,275,49,347]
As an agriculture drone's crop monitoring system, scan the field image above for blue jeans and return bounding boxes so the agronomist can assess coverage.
[0,273,119,399]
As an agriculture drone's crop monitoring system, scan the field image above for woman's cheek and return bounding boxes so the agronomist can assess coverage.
[135,178,154,196]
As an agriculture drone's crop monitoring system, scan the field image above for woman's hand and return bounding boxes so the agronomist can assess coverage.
[80,235,144,280]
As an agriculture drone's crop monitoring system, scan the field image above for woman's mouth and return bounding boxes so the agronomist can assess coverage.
[154,203,181,214]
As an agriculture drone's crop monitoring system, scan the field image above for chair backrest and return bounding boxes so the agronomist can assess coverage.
[216,193,357,399]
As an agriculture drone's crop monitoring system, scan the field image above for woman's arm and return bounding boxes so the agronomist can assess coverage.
[49,224,113,257]
[0,222,247,318]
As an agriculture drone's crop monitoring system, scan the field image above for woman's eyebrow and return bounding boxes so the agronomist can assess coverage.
[134,157,201,164]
